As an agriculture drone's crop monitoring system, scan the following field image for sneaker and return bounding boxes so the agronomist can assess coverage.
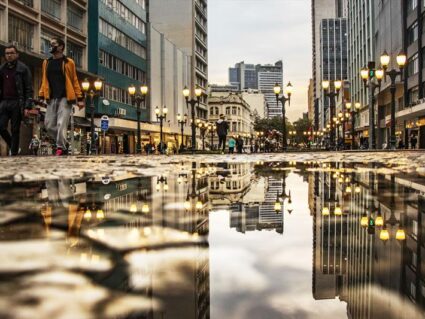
[55,148,64,156]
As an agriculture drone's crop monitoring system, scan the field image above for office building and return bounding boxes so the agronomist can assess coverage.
[229,61,258,90]
[257,61,283,119]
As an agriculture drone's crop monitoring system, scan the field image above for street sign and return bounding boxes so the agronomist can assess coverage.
[102,176,111,185]
[101,115,109,132]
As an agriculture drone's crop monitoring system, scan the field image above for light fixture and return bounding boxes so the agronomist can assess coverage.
[380,51,390,69]
[141,203,150,214]
[96,209,105,220]
[395,228,406,241]
[274,195,282,213]
[334,206,342,216]
[322,207,330,216]
[379,227,390,241]
[396,52,407,68]
[196,200,203,210]
[361,213,369,227]
[130,204,138,213]
[322,80,330,90]
[84,208,92,221]
[274,83,282,95]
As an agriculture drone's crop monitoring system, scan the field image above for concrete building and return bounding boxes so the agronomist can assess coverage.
[149,0,208,120]
[209,84,238,93]
[319,18,348,129]
[257,61,283,119]
[0,0,89,155]
[241,89,266,119]
[308,79,315,126]
[149,25,192,151]
[347,0,375,141]
[208,91,254,148]
[88,0,148,154]
[229,61,258,90]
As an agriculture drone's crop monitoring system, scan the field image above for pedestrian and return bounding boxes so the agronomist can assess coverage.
[29,135,40,156]
[38,37,84,156]
[216,114,229,154]
[0,44,34,156]
[236,136,244,154]
[410,134,418,149]
[254,142,259,153]
[228,136,236,154]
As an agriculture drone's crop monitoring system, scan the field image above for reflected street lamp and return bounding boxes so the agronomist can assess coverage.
[128,84,148,154]
[82,78,103,155]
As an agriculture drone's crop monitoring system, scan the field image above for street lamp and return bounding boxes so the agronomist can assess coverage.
[197,121,208,151]
[208,123,216,150]
[155,106,168,154]
[380,51,407,149]
[128,84,148,154]
[177,113,188,152]
[360,62,385,149]
[345,102,361,149]
[82,78,103,155]
[322,80,342,150]
[274,82,293,151]
[183,85,203,154]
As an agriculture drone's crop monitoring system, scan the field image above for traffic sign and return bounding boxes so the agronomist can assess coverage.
[101,115,109,132]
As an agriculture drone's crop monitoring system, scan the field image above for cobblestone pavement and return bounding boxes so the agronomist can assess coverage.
[0,151,425,183]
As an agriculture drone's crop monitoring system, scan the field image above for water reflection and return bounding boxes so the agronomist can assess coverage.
[0,161,424,318]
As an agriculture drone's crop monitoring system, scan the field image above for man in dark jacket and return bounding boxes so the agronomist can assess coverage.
[0,45,34,155]
[216,114,229,154]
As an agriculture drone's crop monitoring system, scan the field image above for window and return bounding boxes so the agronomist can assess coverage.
[226,107,230,115]
[67,42,83,68]
[408,54,419,76]
[41,0,61,20]
[8,15,34,51]
[100,0,146,33]
[407,22,418,46]
[408,0,418,12]
[99,50,146,82]
[67,5,84,32]
[408,86,419,105]
[103,84,131,105]
[40,29,57,55]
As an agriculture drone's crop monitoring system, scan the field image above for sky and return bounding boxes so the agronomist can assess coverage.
[208,0,312,122]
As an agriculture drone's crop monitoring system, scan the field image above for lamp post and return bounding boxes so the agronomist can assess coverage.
[345,102,361,149]
[289,131,296,147]
[82,78,103,155]
[274,82,293,151]
[155,106,168,154]
[177,113,188,152]
[322,80,342,150]
[183,86,203,154]
[128,84,148,154]
[198,121,208,151]
[208,123,216,150]
[360,62,385,149]
[380,51,407,149]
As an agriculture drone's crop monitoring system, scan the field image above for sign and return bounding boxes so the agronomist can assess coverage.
[102,176,111,185]
[101,115,109,132]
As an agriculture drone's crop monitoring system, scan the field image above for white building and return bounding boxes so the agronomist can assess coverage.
[257,61,283,118]
[241,89,266,119]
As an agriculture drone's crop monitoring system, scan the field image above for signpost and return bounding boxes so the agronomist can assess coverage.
[100,115,109,155]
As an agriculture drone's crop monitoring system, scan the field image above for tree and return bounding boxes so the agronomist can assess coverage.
[254,116,294,135]
[292,117,312,143]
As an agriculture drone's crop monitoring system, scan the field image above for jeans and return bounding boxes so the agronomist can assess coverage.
[218,135,227,151]
[45,98,71,149]
[0,100,21,155]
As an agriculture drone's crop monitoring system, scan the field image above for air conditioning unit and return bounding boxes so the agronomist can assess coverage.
[119,108,126,116]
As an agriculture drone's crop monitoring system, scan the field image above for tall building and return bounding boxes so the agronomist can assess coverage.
[150,0,208,120]
[0,0,89,155]
[257,61,283,119]
[319,18,348,128]
[308,79,315,126]
[347,0,375,140]
[311,0,342,128]
[229,61,258,90]
[88,0,148,154]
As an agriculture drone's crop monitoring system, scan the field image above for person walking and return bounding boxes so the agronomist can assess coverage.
[38,37,84,156]
[228,136,236,154]
[29,135,40,156]
[410,133,418,149]
[0,44,34,156]
[216,114,229,154]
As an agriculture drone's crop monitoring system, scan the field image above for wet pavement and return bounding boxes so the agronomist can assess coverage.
[0,154,424,319]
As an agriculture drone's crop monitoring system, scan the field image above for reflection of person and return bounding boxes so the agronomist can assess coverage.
[216,114,229,154]
[0,44,34,156]
[38,37,84,156]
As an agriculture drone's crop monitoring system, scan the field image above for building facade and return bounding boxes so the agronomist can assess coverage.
[0,0,89,155]
[88,0,148,154]
[257,61,283,119]
[229,61,258,90]
[149,0,208,120]
[241,89,266,119]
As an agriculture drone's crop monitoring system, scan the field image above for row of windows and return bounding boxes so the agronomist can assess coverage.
[99,50,146,82]
[101,0,146,34]
[99,19,146,58]
[103,83,134,106]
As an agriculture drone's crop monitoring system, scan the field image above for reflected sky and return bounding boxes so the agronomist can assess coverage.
[0,161,424,319]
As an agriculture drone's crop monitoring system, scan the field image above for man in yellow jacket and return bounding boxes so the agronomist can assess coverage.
[39,37,84,156]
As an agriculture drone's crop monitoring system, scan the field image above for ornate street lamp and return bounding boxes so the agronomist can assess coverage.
[82,78,103,155]
[274,82,293,151]
[128,84,148,154]
[183,85,203,154]
[322,80,342,150]
[208,123,216,150]
[380,51,407,149]
[177,113,188,153]
[198,121,208,151]
[155,106,168,154]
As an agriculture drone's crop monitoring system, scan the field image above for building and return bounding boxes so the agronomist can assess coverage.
[208,91,254,149]
[241,89,266,119]
[347,0,375,141]
[308,79,315,125]
[311,0,343,129]
[257,61,283,119]
[209,84,238,93]
[229,61,258,90]
[149,0,208,120]
[88,0,148,154]
[149,25,192,151]
[0,0,89,155]
[319,18,348,128]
